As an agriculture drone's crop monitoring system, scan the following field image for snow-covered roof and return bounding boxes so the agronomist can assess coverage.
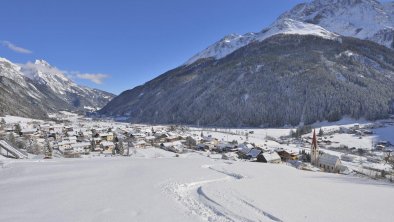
[247,149,262,158]
[319,154,340,167]
[240,147,252,155]
[99,133,113,137]
[71,142,91,148]
[100,141,114,147]
[162,141,182,147]
[262,152,281,162]
[21,128,37,133]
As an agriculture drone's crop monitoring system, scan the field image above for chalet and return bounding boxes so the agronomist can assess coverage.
[239,146,252,158]
[4,127,14,133]
[216,143,236,152]
[257,152,281,164]
[49,125,63,134]
[64,126,74,132]
[135,140,147,149]
[318,153,341,173]
[100,141,115,152]
[145,136,156,144]
[39,124,51,132]
[166,135,180,142]
[161,141,184,153]
[277,149,298,161]
[71,142,91,154]
[99,133,114,142]
[20,128,37,136]
[246,148,262,160]
[340,154,355,162]
[57,140,76,152]
[196,143,209,151]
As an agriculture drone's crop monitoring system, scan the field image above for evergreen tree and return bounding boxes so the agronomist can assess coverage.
[44,139,53,158]
[90,139,96,151]
[15,123,22,136]
[118,141,125,155]
[0,118,6,130]
[318,128,324,137]
[112,144,116,155]
[185,136,196,149]
[7,133,16,146]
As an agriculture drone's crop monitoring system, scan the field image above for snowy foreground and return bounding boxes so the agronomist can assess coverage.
[1,149,394,222]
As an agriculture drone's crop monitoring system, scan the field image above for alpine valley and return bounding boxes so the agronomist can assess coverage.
[0,58,114,119]
[100,0,394,127]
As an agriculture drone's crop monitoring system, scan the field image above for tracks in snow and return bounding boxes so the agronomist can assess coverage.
[163,164,283,222]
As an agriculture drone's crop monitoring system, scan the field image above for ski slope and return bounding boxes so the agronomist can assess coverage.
[0,151,393,222]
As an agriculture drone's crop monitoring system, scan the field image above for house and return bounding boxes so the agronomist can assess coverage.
[135,140,147,149]
[99,133,114,142]
[277,149,298,161]
[318,153,341,173]
[49,125,63,134]
[257,152,281,164]
[246,148,262,160]
[20,128,37,136]
[161,141,184,153]
[216,143,236,152]
[71,142,91,154]
[238,146,252,158]
[57,140,76,152]
[145,136,156,143]
[195,143,209,151]
[100,141,115,152]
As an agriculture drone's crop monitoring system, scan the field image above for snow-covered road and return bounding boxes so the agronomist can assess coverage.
[1,150,394,222]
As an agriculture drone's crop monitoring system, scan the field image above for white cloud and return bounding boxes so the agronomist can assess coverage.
[76,73,109,84]
[1,41,32,54]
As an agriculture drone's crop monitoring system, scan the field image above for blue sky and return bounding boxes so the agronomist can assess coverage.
[0,0,388,94]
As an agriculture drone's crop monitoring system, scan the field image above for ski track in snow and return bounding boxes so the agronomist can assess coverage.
[163,164,283,222]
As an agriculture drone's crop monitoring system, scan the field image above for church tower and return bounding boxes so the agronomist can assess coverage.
[311,129,319,166]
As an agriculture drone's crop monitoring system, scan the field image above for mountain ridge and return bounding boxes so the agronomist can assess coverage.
[0,57,115,118]
[100,34,394,127]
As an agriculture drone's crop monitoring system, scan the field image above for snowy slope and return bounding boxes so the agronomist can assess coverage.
[185,18,338,65]
[185,0,394,65]
[21,60,78,95]
[280,0,394,48]
[0,155,393,222]
[0,58,27,87]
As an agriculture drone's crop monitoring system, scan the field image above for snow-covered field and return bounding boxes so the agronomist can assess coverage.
[1,149,394,222]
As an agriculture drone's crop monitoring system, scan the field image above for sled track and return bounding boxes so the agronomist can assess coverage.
[163,164,283,222]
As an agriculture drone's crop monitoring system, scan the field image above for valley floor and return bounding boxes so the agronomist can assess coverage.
[1,149,394,222]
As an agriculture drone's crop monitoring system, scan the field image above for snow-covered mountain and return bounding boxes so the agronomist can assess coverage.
[21,59,77,95]
[185,18,338,65]
[0,58,114,118]
[101,0,394,127]
[280,0,394,48]
[185,0,394,65]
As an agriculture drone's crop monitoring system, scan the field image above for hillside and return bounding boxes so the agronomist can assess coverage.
[100,35,394,127]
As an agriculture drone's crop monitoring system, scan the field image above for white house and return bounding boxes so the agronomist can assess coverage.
[318,153,342,173]
[71,142,91,154]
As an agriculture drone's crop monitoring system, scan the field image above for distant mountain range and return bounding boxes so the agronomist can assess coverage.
[100,0,394,127]
[0,58,114,119]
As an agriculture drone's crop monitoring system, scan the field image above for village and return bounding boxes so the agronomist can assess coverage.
[1,112,394,182]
